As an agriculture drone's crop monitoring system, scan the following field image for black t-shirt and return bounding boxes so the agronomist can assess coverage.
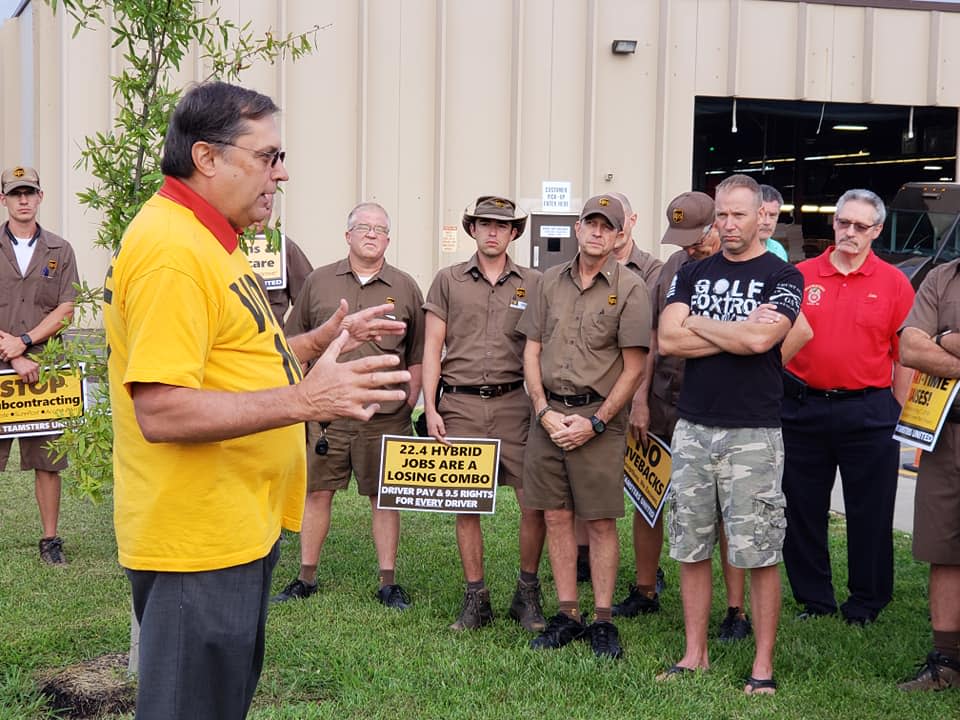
[665,251,803,428]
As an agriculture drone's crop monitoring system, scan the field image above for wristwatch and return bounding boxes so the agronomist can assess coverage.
[590,415,606,434]
[536,406,550,424]
[19,333,32,348]
[935,329,955,347]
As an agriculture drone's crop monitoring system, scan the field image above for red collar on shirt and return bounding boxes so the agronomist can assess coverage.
[157,176,240,253]
[816,246,878,277]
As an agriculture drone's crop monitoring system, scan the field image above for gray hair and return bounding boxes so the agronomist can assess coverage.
[760,184,784,206]
[836,189,886,225]
[346,202,391,232]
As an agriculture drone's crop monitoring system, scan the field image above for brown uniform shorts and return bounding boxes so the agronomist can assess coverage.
[522,399,627,520]
[0,436,68,473]
[913,423,960,565]
[306,408,413,496]
[437,387,530,489]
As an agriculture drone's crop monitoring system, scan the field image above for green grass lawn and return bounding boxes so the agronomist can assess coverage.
[1,449,958,720]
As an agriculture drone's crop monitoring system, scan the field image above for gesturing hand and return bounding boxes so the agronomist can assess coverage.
[327,299,407,354]
[299,330,411,422]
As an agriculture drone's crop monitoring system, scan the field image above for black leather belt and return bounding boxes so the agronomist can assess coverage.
[546,390,604,407]
[805,386,885,399]
[784,372,885,400]
[442,380,523,399]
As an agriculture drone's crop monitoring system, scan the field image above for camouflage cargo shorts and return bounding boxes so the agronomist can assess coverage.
[667,419,786,569]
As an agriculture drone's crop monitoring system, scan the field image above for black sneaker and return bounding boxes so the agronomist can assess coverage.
[530,613,585,650]
[376,584,411,610]
[509,580,546,632]
[271,577,318,604]
[587,620,623,659]
[449,587,494,630]
[612,585,660,617]
[718,606,752,641]
[656,566,667,594]
[39,536,66,566]
[576,554,591,583]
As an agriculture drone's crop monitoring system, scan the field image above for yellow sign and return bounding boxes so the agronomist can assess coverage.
[623,431,672,527]
[377,435,500,514]
[894,370,960,451]
[243,233,287,289]
[0,366,86,438]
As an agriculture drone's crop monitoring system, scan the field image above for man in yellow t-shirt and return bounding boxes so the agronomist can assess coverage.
[103,81,411,720]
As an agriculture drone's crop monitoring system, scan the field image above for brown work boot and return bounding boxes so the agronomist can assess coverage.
[898,651,960,691]
[449,587,493,631]
[509,579,546,632]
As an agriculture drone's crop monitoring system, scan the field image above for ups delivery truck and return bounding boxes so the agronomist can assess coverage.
[875,182,960,289]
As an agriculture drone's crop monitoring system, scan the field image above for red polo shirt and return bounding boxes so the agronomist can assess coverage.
[786,247,914,390]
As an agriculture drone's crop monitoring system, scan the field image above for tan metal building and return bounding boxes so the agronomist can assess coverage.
[2,0,959,291]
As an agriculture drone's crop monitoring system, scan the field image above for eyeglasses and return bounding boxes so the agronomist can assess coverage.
[217,142,286,168]
[835,218,879,233]
[687,225,713,247]
[350,223,389,236]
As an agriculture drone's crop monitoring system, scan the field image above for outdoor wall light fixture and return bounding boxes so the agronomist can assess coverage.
[611,39,637,54]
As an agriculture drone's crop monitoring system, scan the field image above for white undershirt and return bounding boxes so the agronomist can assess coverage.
[355,274,373,285]
[12,236,36,275]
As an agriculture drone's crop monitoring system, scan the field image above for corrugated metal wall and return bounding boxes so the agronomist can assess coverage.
[1,0,959,289]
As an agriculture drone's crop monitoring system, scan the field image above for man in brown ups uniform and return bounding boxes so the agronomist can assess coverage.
[520,193,651,659]
[273,202,424,609]
[0,166,79,565]
[422,195,546,633]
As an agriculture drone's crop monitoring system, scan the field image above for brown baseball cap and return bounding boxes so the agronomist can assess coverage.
[579,194,624,231]
[1,166,41,194]
[661,191,715,247]
[462,195,528,236]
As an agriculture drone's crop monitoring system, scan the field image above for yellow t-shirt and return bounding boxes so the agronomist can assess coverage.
[104,190,305,572]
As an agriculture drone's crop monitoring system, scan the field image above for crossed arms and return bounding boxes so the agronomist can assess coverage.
[658,301,799,359]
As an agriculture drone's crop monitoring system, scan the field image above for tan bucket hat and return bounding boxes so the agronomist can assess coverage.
[462,195,528,236]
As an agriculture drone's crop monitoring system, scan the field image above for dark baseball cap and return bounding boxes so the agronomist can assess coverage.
[661,191,715,247]
[579,194,624,231]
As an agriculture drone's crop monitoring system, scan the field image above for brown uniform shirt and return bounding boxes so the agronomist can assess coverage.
[650,249,688,408]
[624,243,663,291]
[423,253,541,386]
[899,259,960,562]
[518,252,651,397]
[267,236,313,325]
[286,258,425,415]
[900,258,960,340]
[0,223,79,370]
